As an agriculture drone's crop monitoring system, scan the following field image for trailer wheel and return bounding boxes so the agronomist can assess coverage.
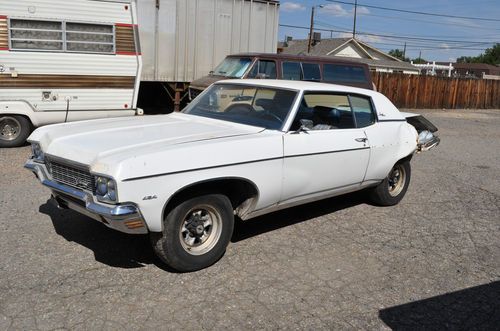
[0,115,32,148]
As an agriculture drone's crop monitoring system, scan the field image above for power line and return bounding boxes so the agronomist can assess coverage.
[314,20,500,41]
[324,0,500,22]
[281,23,496,44]
[360,13,500,32]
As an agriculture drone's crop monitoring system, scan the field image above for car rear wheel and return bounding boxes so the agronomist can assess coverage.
[0,115,32,148]
[151,194,234,272]
[369,161,411,206]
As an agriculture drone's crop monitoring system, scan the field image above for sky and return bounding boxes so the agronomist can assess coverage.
[278,0,500,62]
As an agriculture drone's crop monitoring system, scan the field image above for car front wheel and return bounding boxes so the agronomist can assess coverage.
[369,161,411,206]
[151,194,234,272]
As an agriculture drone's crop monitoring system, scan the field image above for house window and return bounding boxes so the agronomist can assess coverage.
[9,19,115,54]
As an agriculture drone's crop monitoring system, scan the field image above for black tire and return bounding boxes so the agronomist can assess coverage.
[0,115,32,148]
[369,161,411,206]
[151,194,234,272]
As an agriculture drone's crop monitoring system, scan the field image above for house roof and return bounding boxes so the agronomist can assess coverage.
[452,63,500,71]
[281,38,352,57]
[281,37,419,72]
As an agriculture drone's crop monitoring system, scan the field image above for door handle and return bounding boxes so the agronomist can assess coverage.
[355,138,368,142]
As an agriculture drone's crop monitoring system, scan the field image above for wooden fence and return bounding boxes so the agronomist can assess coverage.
[372,72,500,109]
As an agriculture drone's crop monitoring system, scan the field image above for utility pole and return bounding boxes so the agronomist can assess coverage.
[403,42,407,60]
[352,0,357,39]
[308,6,315,53]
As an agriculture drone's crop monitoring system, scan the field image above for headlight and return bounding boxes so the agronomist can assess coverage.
[94,176,118,203]
[31,143,45,163]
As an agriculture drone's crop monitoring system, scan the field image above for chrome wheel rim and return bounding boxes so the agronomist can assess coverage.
[0,116,21,141]
[388,164,406,197]
[179,205,222,256]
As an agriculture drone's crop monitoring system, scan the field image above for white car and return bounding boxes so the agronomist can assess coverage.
[25,80,439,271]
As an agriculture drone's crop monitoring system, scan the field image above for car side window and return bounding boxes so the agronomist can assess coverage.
[323,64,368,84]
[291,93,355,131]
[282,61,302,80]
[301,63,321,81]
[349,95,376,128]
[247,60,277,79]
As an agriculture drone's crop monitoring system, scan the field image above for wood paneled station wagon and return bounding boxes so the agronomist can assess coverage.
[25,80,439,271]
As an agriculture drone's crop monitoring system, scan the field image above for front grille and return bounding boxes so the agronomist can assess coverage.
[48,160,95,193]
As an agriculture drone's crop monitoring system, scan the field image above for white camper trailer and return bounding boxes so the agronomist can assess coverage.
[0,0,279,147]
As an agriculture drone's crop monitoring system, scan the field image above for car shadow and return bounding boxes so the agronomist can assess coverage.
[379,281,500,330]
[39,192,369,270]
[231,192,367,242]
[39,201,178,272]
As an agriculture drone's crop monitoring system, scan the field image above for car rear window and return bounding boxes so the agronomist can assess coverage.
[323,64,368,83]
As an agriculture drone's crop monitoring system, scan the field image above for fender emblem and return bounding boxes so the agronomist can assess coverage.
[143,195,158,201]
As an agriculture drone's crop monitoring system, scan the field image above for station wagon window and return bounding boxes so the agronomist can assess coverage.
[247,60,277,79]
[9,19,115,54]
[282,61,302,80]
[301,63,321,81]
[323,64,367,83]
[212,57,252,78]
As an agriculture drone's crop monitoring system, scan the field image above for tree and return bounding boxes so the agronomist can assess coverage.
[456,43,500,65]
[412,57,427,64]
[388,49,409,62]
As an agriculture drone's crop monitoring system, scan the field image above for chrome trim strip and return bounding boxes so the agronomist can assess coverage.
[123,147,370,182]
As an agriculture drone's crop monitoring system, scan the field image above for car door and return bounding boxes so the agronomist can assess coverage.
[280,92,371,203]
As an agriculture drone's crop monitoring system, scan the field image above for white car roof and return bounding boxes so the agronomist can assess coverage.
[215,79,404,120]
[216,79,376,96]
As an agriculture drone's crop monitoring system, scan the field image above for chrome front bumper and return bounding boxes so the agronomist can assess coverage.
[25,160,148,234]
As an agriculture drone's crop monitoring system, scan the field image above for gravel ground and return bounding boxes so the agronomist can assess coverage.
[0,109,499,330]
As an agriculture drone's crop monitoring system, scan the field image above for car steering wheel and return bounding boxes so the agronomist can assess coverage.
[260,111,283,123]
[225,103,255,114]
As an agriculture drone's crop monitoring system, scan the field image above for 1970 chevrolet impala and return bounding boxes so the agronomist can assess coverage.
[25,80,439,271]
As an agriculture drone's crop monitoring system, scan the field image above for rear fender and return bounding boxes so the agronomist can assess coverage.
[402,113,440,152]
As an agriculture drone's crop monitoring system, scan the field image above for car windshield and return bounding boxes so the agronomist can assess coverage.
[211,57,253,78]
[183,84,298,130]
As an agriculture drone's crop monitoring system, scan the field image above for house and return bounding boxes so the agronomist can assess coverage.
[451,63,500,79]
[279,36,420,75]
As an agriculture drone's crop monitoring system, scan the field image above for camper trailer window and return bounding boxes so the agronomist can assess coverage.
[66,23,114,53]
[10,20,63,51]
[9,19,114,54]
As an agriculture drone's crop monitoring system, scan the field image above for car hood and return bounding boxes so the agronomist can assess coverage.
[189,74,230,89]
[29,113,263,169]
